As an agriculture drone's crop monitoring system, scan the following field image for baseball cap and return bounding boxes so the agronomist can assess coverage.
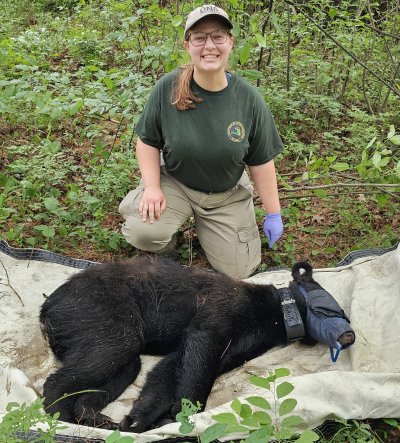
[184,5,233,34]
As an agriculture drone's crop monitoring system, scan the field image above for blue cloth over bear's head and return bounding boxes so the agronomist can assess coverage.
[290,262,355,357]
[295,285,355,350]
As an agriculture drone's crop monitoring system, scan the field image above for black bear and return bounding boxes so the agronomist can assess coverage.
[40,255,351,432]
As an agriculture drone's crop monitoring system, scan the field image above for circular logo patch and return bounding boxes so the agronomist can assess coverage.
[227,121,245,143]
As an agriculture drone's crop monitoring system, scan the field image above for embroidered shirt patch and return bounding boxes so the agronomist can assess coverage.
[227,121,245,142]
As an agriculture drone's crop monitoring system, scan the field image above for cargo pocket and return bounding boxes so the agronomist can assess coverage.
[119,187,144,219]
[237,225,261,277]
[238,225,259,242]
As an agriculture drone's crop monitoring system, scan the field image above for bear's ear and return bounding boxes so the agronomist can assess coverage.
[291,262,313,282]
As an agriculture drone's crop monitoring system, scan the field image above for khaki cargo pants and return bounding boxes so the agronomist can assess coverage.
[119,167,261,279]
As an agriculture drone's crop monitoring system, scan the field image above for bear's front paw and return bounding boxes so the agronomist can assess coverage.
[119,414,148,433]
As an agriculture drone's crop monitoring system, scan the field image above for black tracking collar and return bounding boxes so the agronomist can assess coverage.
[278,287,305,341]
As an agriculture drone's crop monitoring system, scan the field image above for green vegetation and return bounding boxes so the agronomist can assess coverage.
[177,368,320,442]
[0,0,398,266]
[2,368,398,442]
[0,398,65,443]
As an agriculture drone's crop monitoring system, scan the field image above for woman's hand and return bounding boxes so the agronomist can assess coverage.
[136,138,166,223]
[139,186,166,223]
[263,212,284,248]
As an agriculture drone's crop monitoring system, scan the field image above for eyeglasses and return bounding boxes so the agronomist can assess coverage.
[188,29,230,47]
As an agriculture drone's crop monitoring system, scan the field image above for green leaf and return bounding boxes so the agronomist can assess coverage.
[68,99,83,116]
[243,426,274,442]
[382,418,399,427]
[387,125,396,140]
[326,155,337,163]
[311,157,323,170]
[6,402,20,412]
[59,225,68,236]
[241,416,261,427]
[313,189,328,198]
[200,423,228,443]
[42,140,61,154]
[176,398,200,435]
[252,411,272,425]
[366,136,377,149]
[331,162,350,172]
[375,193,391,208]
[279,398,297,416]
[281,415,304,427]
[276,426,295,440]
[50,107,63,120]
[372,152,382,167]
[82,195,100,205]
[34,225,55,238]
[296,429,320,442]
[231,22,241,37]
[277,381,294,399]
[230,398,242,415]
[245,396,271,410]
[239,42,251,65]
[249,375,270,389]
[255,33,267,48]
[66,190,79,201]
[212,412,238,425]
[177,416,194,434]
[239,403,253,419]
[104,76,115,90]
[104,434,120,443]
[226,424,249,433]
[171,15,182,27]
[328,8,337,18]
[378,157,391,168]
[275,368,290,378]
[242,69,263,80]
[324,246,337,254]
[389,134,400,145]
[44,197,59,212]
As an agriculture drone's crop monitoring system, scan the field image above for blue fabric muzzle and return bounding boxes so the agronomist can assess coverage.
[296,284,356,361]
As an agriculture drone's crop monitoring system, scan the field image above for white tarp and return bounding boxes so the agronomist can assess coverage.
[1,243,399,442]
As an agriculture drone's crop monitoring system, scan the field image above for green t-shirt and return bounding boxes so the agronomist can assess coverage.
[135,70,284,192]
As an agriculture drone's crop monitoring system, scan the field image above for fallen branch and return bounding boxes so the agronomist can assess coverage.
[277,181,399,201]
[279,182,399,190]
[257,189,399,202]
[0,258,25,307]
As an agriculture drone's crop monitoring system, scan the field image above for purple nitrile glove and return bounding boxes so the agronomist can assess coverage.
[263,212,284,248]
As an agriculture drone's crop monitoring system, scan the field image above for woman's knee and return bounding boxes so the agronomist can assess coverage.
[201,228,261,279]
[207,250,261,279]
[121,216,177,253]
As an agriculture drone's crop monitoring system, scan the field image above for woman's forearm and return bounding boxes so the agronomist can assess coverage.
[136,138,162,189]
[248,160,281,214]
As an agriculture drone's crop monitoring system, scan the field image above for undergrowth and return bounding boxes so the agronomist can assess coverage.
[1,368,397,442]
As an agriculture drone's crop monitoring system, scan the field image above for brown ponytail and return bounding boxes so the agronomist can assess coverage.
[170,63,203,111]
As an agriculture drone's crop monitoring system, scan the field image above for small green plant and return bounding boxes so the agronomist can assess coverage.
[0,398,135,443]
[176,368,319,443]
[176,398,202,435]
[0,397,65,443]
[327,418,383,443]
